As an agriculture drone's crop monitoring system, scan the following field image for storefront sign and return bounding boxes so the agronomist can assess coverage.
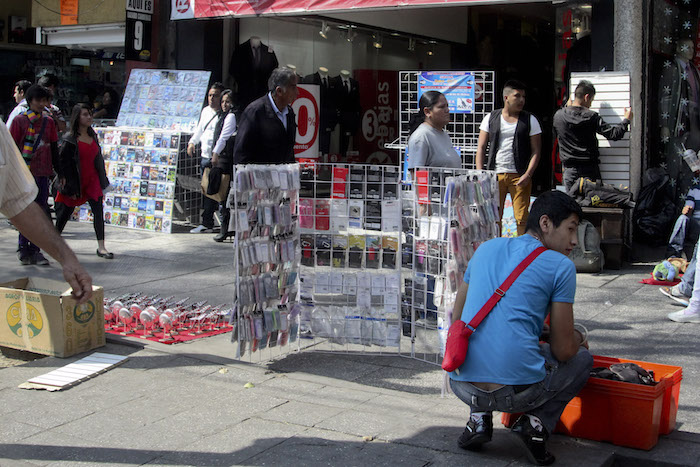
[356,70,398,165]
[183,0,549,19]
[60,0,79,25]
[125,11,153,61]
[171,0,196,19]
[418,72,475,114]
[126,0,154,14]
[294,85,320,159]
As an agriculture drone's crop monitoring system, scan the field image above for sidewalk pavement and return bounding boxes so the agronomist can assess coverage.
[2,220,700,466]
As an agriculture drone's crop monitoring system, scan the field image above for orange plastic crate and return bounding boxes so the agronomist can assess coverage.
[500,355,682,450]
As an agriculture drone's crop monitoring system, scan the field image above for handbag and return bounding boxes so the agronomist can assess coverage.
[200,167,231,203]
[442,246,547,373]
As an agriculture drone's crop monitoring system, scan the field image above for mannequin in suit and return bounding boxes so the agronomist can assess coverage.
[332,69,361,157]
[303,66,338,155]
[230,36,279,111]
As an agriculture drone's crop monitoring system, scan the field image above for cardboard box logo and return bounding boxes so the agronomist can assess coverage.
[6,301,43,338]
[74,302,96,324]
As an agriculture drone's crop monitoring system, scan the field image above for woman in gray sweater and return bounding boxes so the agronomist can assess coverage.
[407,90,461,170]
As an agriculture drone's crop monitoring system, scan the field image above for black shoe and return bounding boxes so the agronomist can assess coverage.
[17,251,32,266]
[458,413,493,451]
[33,252,49,266]
[213,231,234,243]
[511,415,555,466]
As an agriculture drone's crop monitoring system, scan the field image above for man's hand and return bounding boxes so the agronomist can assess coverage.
[516,173,532,187]
[211,152,219,167]
[61,256,93,304]
[682,205,693,216]
[187,143,195,157]
[624,107,633,121]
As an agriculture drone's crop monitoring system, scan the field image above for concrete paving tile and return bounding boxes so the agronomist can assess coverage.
[314,407,408,438]
[0,460,42,467]
[267,352,387,382]
[253,373,326,396]
[0,420,46,444]
[145,418,307,466]
[352,365,443,396]
[258,400,345,427]
[5,390,99,430]
[284,384,380,409]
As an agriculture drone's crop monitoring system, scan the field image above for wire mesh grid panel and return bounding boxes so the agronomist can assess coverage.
[173,139,204,226]
[296,163,405,355]
[401,167,499,366]
[392,71,496,169]
[230,163,317,363]
[73,128,189,233]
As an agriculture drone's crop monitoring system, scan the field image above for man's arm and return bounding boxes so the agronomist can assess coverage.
[548,301,586,362]
[232,110,256,164]
[516,133,542,187]
[451,281,469,325]
[10,202,93,303]
[187,109,208,156]
[596,109,631,141]
[475,130,489,170]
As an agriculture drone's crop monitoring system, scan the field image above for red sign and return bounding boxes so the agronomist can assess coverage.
[60,0,79,25]
[293,85,320,159]
[356,69,399,165]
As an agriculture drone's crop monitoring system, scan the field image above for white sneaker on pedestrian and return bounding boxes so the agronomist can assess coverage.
[668,307,700,323]
[189,225,213,233]
[659,285,690,306]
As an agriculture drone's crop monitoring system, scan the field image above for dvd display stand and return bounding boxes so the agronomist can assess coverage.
[296,163,404,351]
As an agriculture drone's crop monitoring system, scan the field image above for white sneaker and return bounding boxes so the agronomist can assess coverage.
[668,308,700,323]
[659,285,690,306]
[189,225,213,233]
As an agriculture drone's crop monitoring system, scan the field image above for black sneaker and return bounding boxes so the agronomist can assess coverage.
[33,252,50,266]
[458,413,492,451]
[17,251,32,266]
[511,415,555,465]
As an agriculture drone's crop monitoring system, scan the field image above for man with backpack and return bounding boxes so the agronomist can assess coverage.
[8,84,59,266]
[449,191,592,465]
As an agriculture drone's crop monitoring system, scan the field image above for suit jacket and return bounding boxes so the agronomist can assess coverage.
[233,94,296,165]
[303,72,338,131]
[230,40,279,110]
[332,75,362,132]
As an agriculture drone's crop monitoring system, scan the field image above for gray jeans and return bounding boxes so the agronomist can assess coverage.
[450,343,593,434]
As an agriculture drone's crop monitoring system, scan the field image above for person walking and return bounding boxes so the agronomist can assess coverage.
[6,79,31,127]
[476,80,542,236]
[406,90,461,171]
[211,89,237,242]
[54,103,113,259]
[8,84,59,266]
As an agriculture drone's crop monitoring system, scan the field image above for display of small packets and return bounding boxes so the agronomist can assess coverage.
[116,69,211,132]
[232,164,301,357]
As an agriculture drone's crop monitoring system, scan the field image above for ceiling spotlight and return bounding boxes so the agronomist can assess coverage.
[408,37,416,52]
[427,40,436,56]
[346,29,357,42]
[427,48,434,56]
[319,21,330,39]
[373,34,383,49]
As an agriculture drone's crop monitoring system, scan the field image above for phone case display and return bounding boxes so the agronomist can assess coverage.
[116,69,211,132]
[297,164,403,348]
[73,128,186,233]
[231,164,302,359]
[402,167,498,364]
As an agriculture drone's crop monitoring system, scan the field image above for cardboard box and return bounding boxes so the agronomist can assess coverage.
[0,277,105,357]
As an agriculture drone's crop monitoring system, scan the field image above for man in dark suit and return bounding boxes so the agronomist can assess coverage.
[230,37,279,111]
[233,67,298,164]
[303,69,338,155]
[332,71,362,157]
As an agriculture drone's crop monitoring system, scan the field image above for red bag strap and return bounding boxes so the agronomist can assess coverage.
[466,246,547,331]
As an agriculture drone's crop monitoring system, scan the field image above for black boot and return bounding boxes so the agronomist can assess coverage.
[458,412,493,451]
[511,415,555,466]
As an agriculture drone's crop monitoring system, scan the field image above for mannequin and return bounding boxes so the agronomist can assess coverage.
[287,64,303,81]
[659,37,700,209]
[304,66,338,155]
[230,35,279,110]
[332,69,361,157]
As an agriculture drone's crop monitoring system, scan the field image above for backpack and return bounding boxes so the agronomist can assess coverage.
[633,168,676,246]
[569,219,604,273]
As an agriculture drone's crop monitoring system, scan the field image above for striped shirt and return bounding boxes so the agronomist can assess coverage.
[0,121,38,218]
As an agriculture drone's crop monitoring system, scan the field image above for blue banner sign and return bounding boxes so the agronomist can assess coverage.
[418,72,475,114]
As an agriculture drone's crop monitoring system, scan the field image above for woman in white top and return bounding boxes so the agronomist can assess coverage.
[407,90,461,171]
[212,90,237,242]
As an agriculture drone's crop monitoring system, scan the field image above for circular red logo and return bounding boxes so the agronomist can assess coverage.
[176,0,190,14]
[293,86,319,156]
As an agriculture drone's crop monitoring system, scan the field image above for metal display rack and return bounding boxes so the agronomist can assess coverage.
[386,70,496,170]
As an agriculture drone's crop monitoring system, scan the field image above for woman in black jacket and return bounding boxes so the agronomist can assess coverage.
[211,89,236,242]
[55,103,113,259]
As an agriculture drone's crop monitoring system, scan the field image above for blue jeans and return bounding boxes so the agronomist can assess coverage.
[668,214,700,259]
[450,343,593,434]
[679,240,699,296]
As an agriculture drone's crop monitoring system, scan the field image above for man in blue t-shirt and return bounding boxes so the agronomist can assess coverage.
[449,190,593,465]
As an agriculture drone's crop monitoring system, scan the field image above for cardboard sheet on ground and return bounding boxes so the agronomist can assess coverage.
[19,352,128,391]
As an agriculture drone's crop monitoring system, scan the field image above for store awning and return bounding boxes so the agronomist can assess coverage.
[171,0,549,20]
